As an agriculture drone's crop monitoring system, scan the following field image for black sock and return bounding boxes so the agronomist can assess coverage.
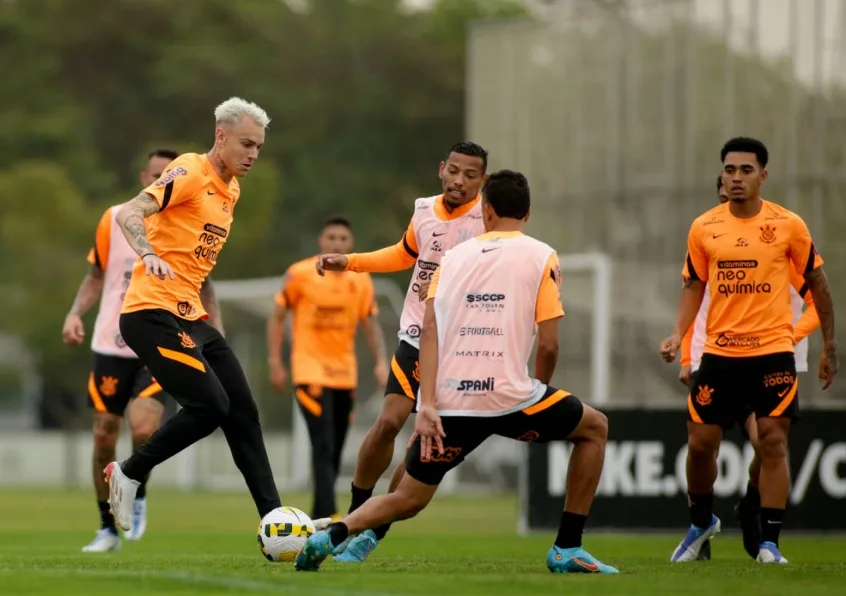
[688,491,714,529]
[348,484,373,514]
[743,483,760,508]
[554,511,586,549]
[373,522,392,541]
[760,508,784,546]
[98,500,116,532]
[327,522,349,547]
[132,442,148,499]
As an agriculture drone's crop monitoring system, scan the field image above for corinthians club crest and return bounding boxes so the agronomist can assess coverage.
[759,224,776,244]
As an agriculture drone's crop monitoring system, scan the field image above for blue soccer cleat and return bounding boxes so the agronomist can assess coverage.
[293,530,335,571]
[547,546,619,574]
[671,514,721,562]
[756,541,788,564]
[331,535,353,556]
[334,530,379,563]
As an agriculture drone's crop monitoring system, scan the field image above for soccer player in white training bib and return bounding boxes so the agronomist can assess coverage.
[678,175,819,561]
[315,141,488,562]
[297,170,617,574]
[63,149,183,552]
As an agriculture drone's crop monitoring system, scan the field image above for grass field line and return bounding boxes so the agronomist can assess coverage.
[0,567,398,595]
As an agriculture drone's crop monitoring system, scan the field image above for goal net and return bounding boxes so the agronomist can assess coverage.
[187,252,611,495]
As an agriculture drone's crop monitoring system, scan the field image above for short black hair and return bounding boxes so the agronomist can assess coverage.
[482,169,530,219]
[716,174,723,192]
[720,137,768,168]
[447,141,488,172]
[148,148,179,161]
[323,216,351,231]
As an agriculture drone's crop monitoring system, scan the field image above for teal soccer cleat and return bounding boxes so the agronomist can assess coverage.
[293,530,335,571]
[546,546,620,574]
[334,529,379,563]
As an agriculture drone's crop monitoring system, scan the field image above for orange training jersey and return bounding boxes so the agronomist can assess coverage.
[121,153,240,320]
[682,200,823,357]
[275,256,378,389]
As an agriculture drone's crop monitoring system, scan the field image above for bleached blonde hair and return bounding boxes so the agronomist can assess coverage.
[214,97,271,128]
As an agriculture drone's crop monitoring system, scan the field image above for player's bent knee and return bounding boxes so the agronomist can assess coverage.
[374,399,410,440]
[687,430,720,459]
[93,428,118,451]
[567,405,608,444]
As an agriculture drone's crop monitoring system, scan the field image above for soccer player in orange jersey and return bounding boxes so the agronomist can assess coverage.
[103,98,282,530]
[267,216,389,521]
[295,170,616,574]
[315,141,488,561]
[678,175,820,560]
[661,137,837,564]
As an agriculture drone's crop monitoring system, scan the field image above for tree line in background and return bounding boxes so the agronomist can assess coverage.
[0,0,527,402]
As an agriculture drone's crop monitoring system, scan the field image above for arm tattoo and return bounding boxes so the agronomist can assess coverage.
[118,193,160,258]
[804,266,836,349]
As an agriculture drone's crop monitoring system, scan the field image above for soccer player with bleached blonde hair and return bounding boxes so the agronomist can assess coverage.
[104,98,283,530]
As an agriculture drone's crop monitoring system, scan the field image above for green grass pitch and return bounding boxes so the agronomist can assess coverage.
[1,488,844,595]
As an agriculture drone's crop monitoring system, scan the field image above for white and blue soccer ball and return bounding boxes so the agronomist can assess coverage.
[256,506,315,562]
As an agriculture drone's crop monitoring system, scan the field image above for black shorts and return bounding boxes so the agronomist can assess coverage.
[294,384,355,422]
[405,386,584,486]
[385,341,420,403]
[688,352,799,430]
[89,353,169,416]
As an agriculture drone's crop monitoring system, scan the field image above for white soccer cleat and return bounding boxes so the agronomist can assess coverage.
[756,542,789,564]
[124,498,147,541]
[312,517,334,531]
[81,528,121,553]
[105,461,139,532]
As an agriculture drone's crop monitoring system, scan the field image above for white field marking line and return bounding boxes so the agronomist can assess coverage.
[0,568,398,596]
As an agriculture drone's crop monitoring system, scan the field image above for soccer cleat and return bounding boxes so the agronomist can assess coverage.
[294,530,335,571]
[670,515,721,562]
[331,535,353,556]
[105,461,140,532]
[81,528,121,553]
[734,499,761,559]
[124,498,147,541]
[756,541,788,564]
[334,530,379,563]
[546,546,619,574]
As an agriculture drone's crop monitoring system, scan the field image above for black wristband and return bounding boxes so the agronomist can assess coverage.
[140,252,156,259]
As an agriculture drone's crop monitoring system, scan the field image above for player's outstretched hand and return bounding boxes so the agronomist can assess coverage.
[316,254,348,276]
[411,405,446,462]
[818,343,838,390]
[62,314,85,346]
[659,334,681,363]
[679,365,692,387]
[142,254,175,280]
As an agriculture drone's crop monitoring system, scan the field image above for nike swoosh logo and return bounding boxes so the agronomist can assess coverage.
[713,233,724,239]
[481,248,499,253]
[207,190,215,195]
[568,556,599,572]
[777,387,791,397]
[432,232,446,237]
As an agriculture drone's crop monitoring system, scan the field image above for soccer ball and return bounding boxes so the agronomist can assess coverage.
[256,506,315,562]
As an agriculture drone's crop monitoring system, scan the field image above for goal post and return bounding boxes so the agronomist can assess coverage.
[194,252,612,494]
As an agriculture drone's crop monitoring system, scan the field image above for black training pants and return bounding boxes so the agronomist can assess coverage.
[119,309,281,517]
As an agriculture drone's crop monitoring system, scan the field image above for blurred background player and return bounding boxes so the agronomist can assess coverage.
[105,98,283,531]
[62,148,180,552]
[266,216,389,521]
[296,169,616,574]
[661,137,837,565]
[679,175,821,560]
[315,141,489,562]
